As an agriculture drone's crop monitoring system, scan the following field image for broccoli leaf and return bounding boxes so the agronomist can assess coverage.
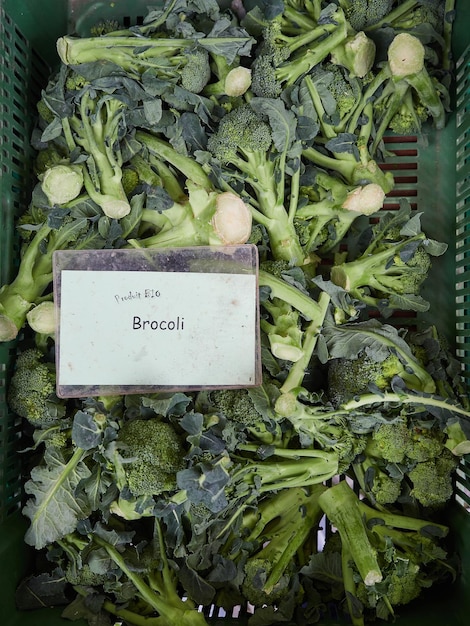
[23,447,91,549]
[72,410,103,450]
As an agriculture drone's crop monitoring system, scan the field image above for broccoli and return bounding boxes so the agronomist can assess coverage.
[353,456,403,505]
[117,418,186,497]
[251,4,351,97]
[317,480,451,624]
[330,201,447,314]
[258,269,331,392]
[64,89,131,219]
[0,208,89,341]
[349,32,449,154]
[274,389,368,473]
[324,317,438,402]
[300,73,395,192]
[89,19,120,36]
[337,0,395,32]
[91,521,210,626]
[294,170,385,254]
[327,353,408,407]
[351,418,461,509]
[241,485,326,606]
[34,145,65,176]
[133,131,253,247]
[180,48,211,94]
[8,348,66,427]
[203,386,279,445]
[56,33,251,83]
[206,102,306,263]
[408,450,459,509]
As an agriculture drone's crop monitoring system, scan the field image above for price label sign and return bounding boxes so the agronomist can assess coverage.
[53,246,260,397]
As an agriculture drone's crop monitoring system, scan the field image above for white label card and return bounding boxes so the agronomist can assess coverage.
[57,268,258,391]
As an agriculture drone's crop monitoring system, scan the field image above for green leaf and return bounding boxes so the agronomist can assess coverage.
[423,238,448,256]
[325,133,358,155]
[250,97,297,153]
[399,212,423,236]
[72,411,103,450]
[142,392,192,416]
[23,448,91,549]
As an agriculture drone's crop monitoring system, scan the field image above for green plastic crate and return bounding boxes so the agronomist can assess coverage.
[1,1,470,624]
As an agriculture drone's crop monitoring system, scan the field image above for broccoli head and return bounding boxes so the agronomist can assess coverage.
[118,418,186,497]
[338,0,394,32]
[8,348,66,427]
[408,449,459,509]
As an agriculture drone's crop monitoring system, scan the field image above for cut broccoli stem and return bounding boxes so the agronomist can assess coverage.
[318,480,383,586]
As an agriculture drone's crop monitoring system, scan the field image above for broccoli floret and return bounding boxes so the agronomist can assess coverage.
[180,48,211,94]
[408,449,459,508]
[65,562,109,587]
[8,348,66,427]
[36,98,55,124]
[34,146,65,175]
[118,418,186,497]
[369,421,411,464]
[121,167,140,197]
[207,388,261,428]
[338,0,394,31]
[89,19,120,36]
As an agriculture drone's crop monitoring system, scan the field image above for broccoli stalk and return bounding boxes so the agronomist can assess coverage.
[330,201,448,313]
[258,269,331,385]
[92,521,209,626]
[67,90,131,219]
[56,34,251,83]
[294,171,385,253]
[317,480,450,624]
[241,485,326,605]
[0,217,88,341]
[319,480,383,587]
[206,102,306,264]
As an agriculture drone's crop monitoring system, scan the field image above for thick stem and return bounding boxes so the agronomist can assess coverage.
[280,291,331,393]
[136,131,213,190]
[318,481,383,586]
